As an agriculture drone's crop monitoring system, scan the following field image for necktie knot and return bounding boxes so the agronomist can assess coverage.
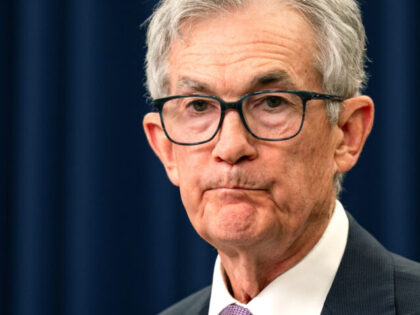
[220,303,253,315]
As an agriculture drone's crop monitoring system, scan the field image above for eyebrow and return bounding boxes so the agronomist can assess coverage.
[250,70,297,90]
[177,78,212,94]
[175,70,297,95]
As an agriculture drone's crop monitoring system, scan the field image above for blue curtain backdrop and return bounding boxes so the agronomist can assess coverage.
[1,0,419,314]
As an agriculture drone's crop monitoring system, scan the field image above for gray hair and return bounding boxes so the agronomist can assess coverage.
[144,0,368,194]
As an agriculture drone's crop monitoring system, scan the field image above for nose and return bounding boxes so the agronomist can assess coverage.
[211,110,258,165]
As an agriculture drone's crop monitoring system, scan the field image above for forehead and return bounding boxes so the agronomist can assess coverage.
[168,1,321,96]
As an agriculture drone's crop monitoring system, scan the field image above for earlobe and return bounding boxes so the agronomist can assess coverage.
[334,95,374,174]
[143,113,180,186]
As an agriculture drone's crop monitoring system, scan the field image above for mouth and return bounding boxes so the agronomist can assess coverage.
[202,170,270,193]
[206,186,266,192]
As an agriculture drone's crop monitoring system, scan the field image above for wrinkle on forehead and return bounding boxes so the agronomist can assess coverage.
[174,40,302,69]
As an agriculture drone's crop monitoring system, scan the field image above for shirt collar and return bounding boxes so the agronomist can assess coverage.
[209,200,349,315]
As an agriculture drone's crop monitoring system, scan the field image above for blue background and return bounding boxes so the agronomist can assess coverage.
[1,0,419,314]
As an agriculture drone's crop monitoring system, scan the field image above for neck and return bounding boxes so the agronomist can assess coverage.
[218,203,334,304]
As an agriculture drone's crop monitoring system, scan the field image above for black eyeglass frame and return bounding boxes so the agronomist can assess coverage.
[152,90,344,146]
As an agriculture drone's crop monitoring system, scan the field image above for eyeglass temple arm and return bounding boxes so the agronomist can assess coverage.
[310,93,345,102]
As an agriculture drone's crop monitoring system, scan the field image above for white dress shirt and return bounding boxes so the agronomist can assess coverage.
[208,200,349,315]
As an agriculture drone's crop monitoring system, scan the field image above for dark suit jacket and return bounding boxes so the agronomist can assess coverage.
[159,214,420,315]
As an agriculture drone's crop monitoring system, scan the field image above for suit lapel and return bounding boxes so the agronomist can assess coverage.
[321,213,396,315]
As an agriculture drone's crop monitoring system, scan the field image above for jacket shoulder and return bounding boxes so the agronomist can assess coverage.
[158,286,211,315]
[392,253,420,314]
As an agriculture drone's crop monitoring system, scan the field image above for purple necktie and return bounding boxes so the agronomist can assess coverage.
[220,303,253,315]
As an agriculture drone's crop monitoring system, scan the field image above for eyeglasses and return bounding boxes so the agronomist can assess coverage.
[152,90,344,145]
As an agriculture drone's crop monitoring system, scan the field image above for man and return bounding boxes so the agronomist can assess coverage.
[143,0,420,314]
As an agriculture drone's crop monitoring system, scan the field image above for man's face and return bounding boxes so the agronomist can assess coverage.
[155,1,344,254]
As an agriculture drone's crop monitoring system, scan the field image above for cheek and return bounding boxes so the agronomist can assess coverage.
[288,126,336,195]
[269,130,335,200]
[175,149,207,218]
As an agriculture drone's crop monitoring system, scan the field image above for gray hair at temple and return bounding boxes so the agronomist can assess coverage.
[144,0,368,194]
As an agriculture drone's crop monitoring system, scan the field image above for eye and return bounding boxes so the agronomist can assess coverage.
[187,99,212,112]
[263,96,287,108]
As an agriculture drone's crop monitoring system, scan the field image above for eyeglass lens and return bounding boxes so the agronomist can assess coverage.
[161,92,304,144]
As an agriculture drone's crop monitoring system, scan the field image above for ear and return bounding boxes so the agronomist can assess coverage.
[143,113,179,186]
[334,95,374,174]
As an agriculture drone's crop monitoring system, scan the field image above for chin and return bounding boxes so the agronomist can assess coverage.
[194,200,276,248]
[204,219,270,249]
